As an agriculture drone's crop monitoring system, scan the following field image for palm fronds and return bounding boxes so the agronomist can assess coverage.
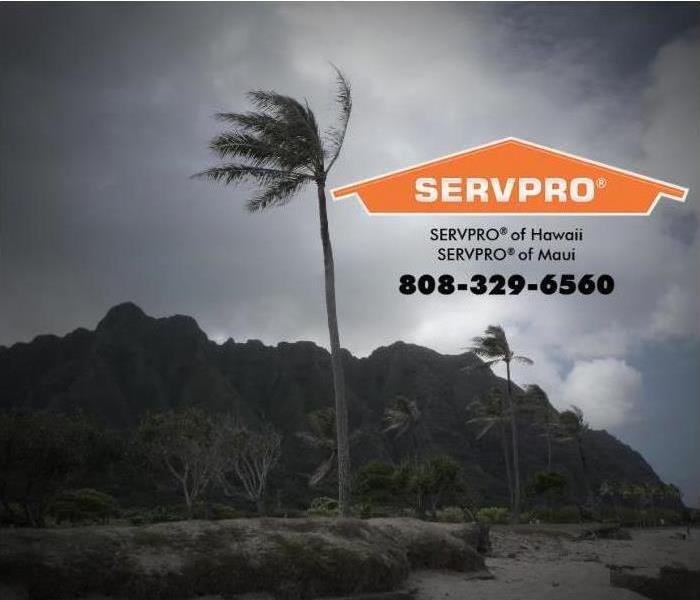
[323,65,352,175]
[466,388,510,441]
[470,325,510,359]
[195,68,352,211]
[383,395,421,438]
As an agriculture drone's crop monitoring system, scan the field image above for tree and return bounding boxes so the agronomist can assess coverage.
[469,325,532,521]
[466,388,514,510]
[527,470,568,508]
[409,454,462,517]
[524,384,559,471]
[383,395,422,462]
[137,408,224,518]
[0,410,107,527]
[558,405,592,505]
[196,68,353,516]
[219,423,281,515]
[298,407,338,487]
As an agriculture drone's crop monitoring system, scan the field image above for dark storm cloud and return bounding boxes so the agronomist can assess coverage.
[1,3,698,502]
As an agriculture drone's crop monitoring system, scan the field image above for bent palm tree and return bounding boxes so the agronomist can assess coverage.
[297,407,338,487]
[524,384,559,471]
[558,405,591,505]
[196,69,353,516]
[383,395,422,462]
[466,388,514,510]
[470,325,532,521]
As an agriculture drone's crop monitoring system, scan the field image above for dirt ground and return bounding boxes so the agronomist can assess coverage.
[409,525,700,600]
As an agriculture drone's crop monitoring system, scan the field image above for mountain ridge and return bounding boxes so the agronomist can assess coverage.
[0,302,666,506]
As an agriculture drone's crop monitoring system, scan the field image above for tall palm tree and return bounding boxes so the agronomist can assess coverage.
[470,325,532,521]
[558,405,591,505]
[196,69,353,516]
[383,395,422,462]
[466,387,514,510]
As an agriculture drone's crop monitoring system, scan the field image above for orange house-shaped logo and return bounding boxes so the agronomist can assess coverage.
[331,138,687,215]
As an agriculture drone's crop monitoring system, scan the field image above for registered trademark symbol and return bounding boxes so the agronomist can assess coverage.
[507,247,515,255]
[596,177,607,189]
[500,227,508,235]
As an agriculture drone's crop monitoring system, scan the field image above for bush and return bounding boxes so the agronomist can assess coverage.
[49,489,118,524]
[308,496,339,517]
[436,506,466,523]
[476,506,509,524]
[354,461,400,506]
[527,470,568,498]
[519,510,536,524]
[124,505,187,525]
[595,505,684,526]
[210,503,239,520]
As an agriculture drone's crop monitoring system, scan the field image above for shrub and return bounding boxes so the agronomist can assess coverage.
[124,505,186,525]
[354,461,399,506]
[436,506,466,523]
[308,496,339,517]
[595,505,683,526]
[519,510,536,524]
[49,489,118,524]
[528,470,568,498]
[476,506,509,524]
[210,503,239,520]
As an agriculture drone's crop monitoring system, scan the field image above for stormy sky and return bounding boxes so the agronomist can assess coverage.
[1,3,699,503]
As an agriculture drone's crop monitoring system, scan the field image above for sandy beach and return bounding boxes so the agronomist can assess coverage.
[410,526,699,599]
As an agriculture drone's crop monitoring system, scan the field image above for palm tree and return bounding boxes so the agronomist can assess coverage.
[470,325,532,521]
[524,384,559,471]
[383,395,422,462]
[297,407,338,487]
[466,387,514,510]
[558,405,591,505]
[196,69,353,516]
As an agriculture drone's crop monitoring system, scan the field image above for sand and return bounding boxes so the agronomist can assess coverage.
[408,526,699,599]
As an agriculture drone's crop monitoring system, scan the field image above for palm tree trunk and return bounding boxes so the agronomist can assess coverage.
[506,361,521,522]
[317,183,351,517]
[499,420,514,511]
[577,439,591,505]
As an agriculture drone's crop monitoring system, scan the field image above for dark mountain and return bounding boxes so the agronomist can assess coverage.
[0,303,665,506]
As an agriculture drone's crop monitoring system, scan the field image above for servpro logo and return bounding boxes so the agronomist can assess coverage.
[331,138,688,215]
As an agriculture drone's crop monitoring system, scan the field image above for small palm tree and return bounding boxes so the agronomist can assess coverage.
[297,407,338,488]
[466,387,514,510]
[470,325,532,521]
[558,405,591,505]
[383,395,422,462]
[196,68,353,516]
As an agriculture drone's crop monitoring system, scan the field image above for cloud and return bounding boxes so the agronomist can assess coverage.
[560,359,643,428]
